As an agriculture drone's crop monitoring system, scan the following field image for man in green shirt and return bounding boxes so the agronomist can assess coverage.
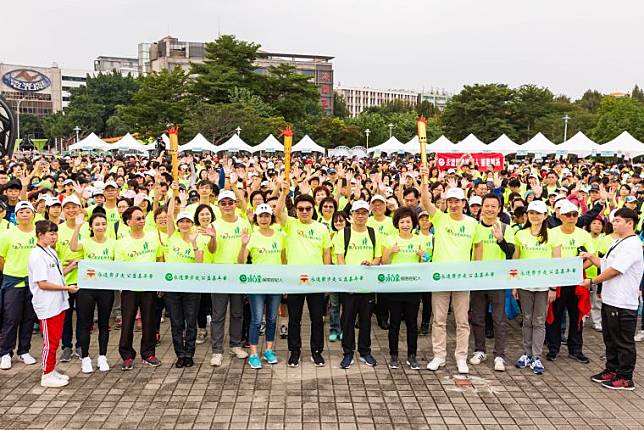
[276,183,331,367]
[334,200,382,369]
[367,194,395,330]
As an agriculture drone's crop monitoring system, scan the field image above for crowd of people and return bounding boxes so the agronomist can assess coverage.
[0,150,641,391]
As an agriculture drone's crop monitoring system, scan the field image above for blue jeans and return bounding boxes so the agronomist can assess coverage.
[248,294,281,346]
[328,293,341,335]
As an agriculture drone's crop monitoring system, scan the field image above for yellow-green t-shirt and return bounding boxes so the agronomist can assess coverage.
[430,210,477,262]
[212,217,252,264]
[283,217,331,265]
[165,231,198,263]
[0,226,36,280]
[197,233,214,264]
[473,222,515,261]
[332,228,382,265]
[80,237,115,261]
[585,234,613,278]
[383,234,424,265]
[417,231,433,261]
[549,226,595,258]
[115,232,163,262]
[247,230,285,265]
[514,228,558,292]
[56,223,90,285]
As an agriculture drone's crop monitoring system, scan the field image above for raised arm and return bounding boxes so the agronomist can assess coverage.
[166,182,179,237]
[275,180,290,227]
[69,214,86,252]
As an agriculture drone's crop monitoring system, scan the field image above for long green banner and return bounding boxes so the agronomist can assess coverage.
[77,258,582,293]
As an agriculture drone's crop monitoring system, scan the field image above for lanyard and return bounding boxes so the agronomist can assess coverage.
[37,245,64,278]
[605,234,637,260]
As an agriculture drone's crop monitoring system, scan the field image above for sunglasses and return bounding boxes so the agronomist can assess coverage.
[219,200,235,207]
[322,205,335,209]
[297,206,313,212]
[133,216,145,221]
[562,212,579,217]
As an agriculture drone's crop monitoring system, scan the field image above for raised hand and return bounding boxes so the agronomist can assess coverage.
[491,222,504,241]
[75,213,86,226]
[240,228,250,246]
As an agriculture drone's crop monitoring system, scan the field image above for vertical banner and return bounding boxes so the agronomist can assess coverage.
[436,153,505,172]
[167,126,179,181]
[417,116,428,185]
[282,126,293,183]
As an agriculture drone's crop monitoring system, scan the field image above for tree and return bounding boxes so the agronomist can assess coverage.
[228,87,276,117]
[333,92,350,119]
[364,99,414,115]
[415,100,440,118]
[589,96,644,143]
[631,85,644,104]
[19,114,45,139]
[190,35,262,103]
[532,106,597,143]
[441,84,517,142]
[576,89,603,113]
[300,116,361,148]
[115,68,192,137]
[261,64,321,123]
[511,85,554,142]
[42,112,72,139]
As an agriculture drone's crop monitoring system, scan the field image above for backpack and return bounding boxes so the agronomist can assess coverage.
[343,226,376,259]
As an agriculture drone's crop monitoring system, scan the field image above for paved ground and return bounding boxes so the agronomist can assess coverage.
[1,313,644,430]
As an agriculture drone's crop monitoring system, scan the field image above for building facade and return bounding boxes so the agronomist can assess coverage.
[0,63,63,118]
[93,56,140,77]
[61,68,95,108]
[335,86,451,117]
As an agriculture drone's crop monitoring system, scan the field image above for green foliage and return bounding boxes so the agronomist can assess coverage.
[511,85,554,142]
[18,114,45,139]
[631,85,644,104]
[589,96,644,143]
[416,100,440,118]
[261,64,321,123]
[576,90,603,113]
[364,99,415,115]
[333,93,350,119]
[228,87,276,117]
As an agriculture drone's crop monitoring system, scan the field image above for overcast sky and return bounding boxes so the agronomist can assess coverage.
[2,0,642,98]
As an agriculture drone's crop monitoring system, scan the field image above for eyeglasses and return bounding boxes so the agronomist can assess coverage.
[296,206,313,212]
[133,216,145,221]
[562,212,579,217]
[322,205,335,209]
[219,200,235,207]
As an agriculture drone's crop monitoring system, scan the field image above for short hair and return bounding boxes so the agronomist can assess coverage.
[393,207,418,229]
[194,204,215,225]
[197,180,213,189]
[122,206,143,225]
[403,188,420,199]
[294,193,315,207]
[35,220,58,237]
[614,207,638,226]
[482,193,502,208]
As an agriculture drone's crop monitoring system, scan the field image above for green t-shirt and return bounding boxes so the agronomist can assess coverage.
[332,228,382,265]
[197,233,214,264]
[56,223,90,285]
[165,231,198,264]
[383,234,424,265]
[430,210,477,262]
[367,216,397,238]
[80,237,115,261]
[0,226,36,280]
[247,230,285,265]
[212,217,251,264]
[549,226,595,258]
[115,232,162,262]
[514,228,557,260]
[473,222,515,261]
[417,231,433,261]
[585,234,613,278]
[283,217,331,265]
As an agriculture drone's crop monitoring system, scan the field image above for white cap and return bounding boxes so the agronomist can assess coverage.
[554,196,569,209]
[468,196,482,206]
[447,168,456,174]
[62,195,81,207]
[63,179,74,185]
[444,188,466,200]
[92,188,105,197]
[104,180,118,189]
[254,203,273,216]
[370,194,386,204]
[46,197,61,207]
[37,194,48,202]
[92,180,105,190]
[609,208,618,223]
[527,200,548,214]
[176,211,193,223]
[218,190,237,202]
[351,200,370,212]
[15,201,34,212]
[559,201,579,215]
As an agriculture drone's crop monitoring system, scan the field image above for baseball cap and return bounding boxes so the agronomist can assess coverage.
[527,200,548,214]
[46,197,61,207]
[370,194,386,204]
[254,203,273,216]
[468,196,482,206]
[176,211,193,223]
[624,195,637,203]
[559,201,579,215]
[92,189,104,197]
[351,200,371,212]
[62,195,81,207]
[418,210,429,219]
[6,179,22,190]
[15,201,34,212]
[218,190,237,202]
[63,179,74,186]
[104,180,118,189]
[590,184,600,192]
[444,188,466,200]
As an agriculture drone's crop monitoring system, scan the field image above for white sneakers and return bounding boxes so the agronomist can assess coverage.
[494,357,506,372]
[456,359,469,374]
[41,372,69,388]
[81,357,94,374]
[97,355,110,372]
[210,353,223,367]
[53,370,69,381]
[18,353,37,365]
[634,330,644,342]
[230,347,249,359]
[0,354,11,370]
[426,357,446,371]
[469,351,486,365]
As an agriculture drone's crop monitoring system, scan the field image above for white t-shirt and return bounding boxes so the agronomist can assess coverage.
[28,246,69,320]
[600,235,644,311]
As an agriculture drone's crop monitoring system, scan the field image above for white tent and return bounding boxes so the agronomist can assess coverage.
[428,135,457,152]
[292,135,325,153]
[455,134,487,153]
[106,133,149,152]
[367,136,406,154]
[178,133,219,152]
[68,132,108,151]
[598,131,644,157]
[328,146,351,157]
[519,132,558,153]
[350,146,368,158]
[402,136,420,154]
[217,133,253,153]
[251,135,284,153]
[486,134,522,154]
[557,132,600,157]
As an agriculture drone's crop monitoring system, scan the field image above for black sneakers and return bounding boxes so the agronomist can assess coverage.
[591,369,617,383]
[311,351,325,367]
[340,354,354,369]
[287,351,301,367]
[406,355,420,370]
[569,352,590,364]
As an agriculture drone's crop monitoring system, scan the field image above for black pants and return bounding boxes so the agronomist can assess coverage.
[77,289,114,358]
[62,291,80,349]
[287,293,324,353]
[546,285,583,355]
[0,287,36,357]
[387,294,420,357]
[374,293,389,325]
[197,293,211,329]
[164,292,200,359]
[118,290,157,360]
[602,303,637,379]
[340,293,374,356]
[154,296,165,332]
[421,293,432,326]
[241,297,250,342]
[470,290,507,358]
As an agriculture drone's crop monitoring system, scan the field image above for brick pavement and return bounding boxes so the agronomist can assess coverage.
[1,314,643,429]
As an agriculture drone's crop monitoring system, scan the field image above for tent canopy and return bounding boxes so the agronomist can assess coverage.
[599,131,644,157]
[68,132,108,151]
[292,134,325,153]
[107,133,149,152]
[328,146,351,157]
[486,134,521,154]
[455,134,486,153]
[217,133,253,153]
[428,135,456,152]
[251,135,284,153]
[367,136,406,154]
[178,133,219,152]
[520,132,558,153]
[558,132,600,157]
